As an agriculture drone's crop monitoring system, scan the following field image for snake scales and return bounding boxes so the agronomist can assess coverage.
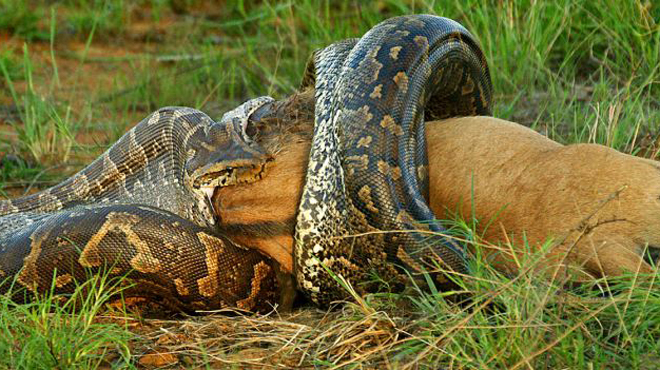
[0,14,492,311]
[295,15,492,305]
[0,101,281,312]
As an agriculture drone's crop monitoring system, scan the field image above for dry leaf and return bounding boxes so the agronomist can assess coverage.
[138,351,179,368]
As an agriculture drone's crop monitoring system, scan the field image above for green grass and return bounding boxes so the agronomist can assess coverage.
[0,0,659,368]
[1,45,76,165]
[0,272,135,369]
[0,0,48,41]
[402,266,660,369]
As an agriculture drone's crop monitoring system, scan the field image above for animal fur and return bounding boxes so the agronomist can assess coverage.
[214,92,659,282]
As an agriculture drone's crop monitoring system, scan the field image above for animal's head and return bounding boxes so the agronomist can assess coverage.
[184,97,275,223]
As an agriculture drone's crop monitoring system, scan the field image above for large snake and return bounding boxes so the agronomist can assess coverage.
[0,15,492,311]
[0,101,281,312]
[295,15,492,305]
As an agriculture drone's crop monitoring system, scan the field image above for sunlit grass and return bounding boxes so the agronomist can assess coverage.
[0,271,135,369]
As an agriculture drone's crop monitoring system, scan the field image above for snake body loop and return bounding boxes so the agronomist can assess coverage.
[0,15,492,311]
[0,100,280,312]
[295,15,493,305]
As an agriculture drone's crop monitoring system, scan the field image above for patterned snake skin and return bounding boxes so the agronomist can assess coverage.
[295,15,493,305]
[0,14,492,311]
[0,99,281,312]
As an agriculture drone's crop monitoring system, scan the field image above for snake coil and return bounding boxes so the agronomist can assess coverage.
[295,15,493,305]
[0,101,280,312]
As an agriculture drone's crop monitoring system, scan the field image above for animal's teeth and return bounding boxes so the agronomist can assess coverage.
[201,186,215,200]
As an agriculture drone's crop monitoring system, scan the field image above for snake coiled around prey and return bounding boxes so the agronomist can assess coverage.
[0,101,280,313]
[0,14,493,311]
[295,14,493,305]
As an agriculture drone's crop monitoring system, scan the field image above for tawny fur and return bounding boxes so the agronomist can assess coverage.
[215,110,659,281]
[215,141,308,273]
[428,116,659,280]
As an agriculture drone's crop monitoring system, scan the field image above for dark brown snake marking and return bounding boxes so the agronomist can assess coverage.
[1,14,492,311]
[295,15,492,305]
[0,101,280,312]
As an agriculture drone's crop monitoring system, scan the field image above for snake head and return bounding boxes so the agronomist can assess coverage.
[185,98,275,203]
[187,123,273,192]
[183,97,275,227]
[186,120,273,226]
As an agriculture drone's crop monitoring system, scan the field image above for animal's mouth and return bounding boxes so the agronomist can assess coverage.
[193,160,272,190]
[193,167,236,189]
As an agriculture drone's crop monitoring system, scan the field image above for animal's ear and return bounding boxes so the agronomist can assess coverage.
[300,38,359,91]
[299,50,318,89]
